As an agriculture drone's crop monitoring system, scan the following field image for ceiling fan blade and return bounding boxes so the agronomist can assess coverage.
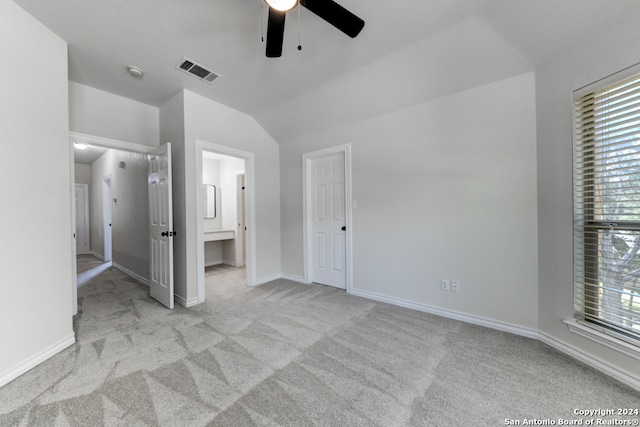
[266,7,286,58]
[300,0,364,38]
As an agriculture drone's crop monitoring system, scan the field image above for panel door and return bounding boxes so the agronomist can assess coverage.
[148,143,174,309]
[310,153,346,289]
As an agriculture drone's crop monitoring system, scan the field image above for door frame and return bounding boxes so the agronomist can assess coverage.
[75,183,90,254]
[102,175,113,262]
[69,131,157,315]
[303,144,353,293]
[235,173,246,267]
[195,139,257,303]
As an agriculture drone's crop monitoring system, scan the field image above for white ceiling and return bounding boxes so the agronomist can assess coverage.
[13,0,640,142]
[73,144,108,165]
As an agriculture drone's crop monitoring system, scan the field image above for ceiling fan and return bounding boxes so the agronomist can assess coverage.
[264,0,365,57]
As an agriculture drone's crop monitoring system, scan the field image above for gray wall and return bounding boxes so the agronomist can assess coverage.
[162,90,281,305]
[68,82,161,283]
[158,92,187,300]
[220,156,245,264]
[91,150,149,280]
[69,82,159,147]
[203,158,223,266]
[184,90,281,288]
[203,159,222,231]
[202,155,245,266]
[0,0,74,386]
[536,12,640,378]
[74,164,91,185]
[280,72,539,330]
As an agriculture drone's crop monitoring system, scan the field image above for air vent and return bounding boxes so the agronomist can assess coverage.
[176,57,221,84]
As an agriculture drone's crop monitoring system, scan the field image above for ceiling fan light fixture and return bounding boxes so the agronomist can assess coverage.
[265,0,297,12]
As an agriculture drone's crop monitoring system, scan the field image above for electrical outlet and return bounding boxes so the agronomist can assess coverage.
[451,280,460,292]
[441,279,450,291]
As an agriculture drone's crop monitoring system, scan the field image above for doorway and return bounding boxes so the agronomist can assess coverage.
[70,132,159,314]
[102,175,113,262]
[303,144,353,292]
[195,139,257,304]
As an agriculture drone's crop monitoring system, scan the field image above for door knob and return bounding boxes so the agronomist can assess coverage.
[341,226,346,231]
[161,231,169,237]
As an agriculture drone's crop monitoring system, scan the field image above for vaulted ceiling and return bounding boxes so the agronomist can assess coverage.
[14,0,640,142]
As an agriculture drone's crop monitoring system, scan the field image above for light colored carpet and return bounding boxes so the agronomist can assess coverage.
[1,255,639,426]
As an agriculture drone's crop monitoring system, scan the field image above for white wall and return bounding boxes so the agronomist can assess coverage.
[220,156,245,231]
[203,158,223,266]
[203,159,222,231]
[162,90,273,304]
[69,82,160,147]
[220,156,244,264]
[0,0,74,386]
[159,92,187,301]
[255,16,531,143]
[183,90,281,302]
[280,72,539,331]
[536,14,640,381]
[74,164,91,185]
[91,150,149,279]
[202,156,244,266]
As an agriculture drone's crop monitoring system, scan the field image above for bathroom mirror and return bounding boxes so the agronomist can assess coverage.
[203,185,216,218]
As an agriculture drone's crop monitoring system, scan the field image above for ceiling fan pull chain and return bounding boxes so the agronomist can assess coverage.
[297,3,302,51]
[261,0,265,42]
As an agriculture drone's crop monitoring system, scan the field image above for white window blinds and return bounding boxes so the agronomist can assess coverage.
[573,70,640,345]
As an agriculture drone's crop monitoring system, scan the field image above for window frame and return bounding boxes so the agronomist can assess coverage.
[572,64,640,350]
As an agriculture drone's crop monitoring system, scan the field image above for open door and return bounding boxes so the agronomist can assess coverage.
[148,143,174,309]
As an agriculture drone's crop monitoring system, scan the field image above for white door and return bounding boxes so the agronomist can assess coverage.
[103,177,112,262]
[310,154,346,289]
[148,143,174,309]
[75,184,89,254]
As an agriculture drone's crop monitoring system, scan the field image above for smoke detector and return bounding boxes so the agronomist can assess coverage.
[127,65,144,77]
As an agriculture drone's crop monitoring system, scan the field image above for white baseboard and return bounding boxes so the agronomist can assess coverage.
[0,335,75,388]
[280,273,306,283]
[205,260,238,268]
[254,273,306,285]
[112,263,149,287]
[255,273,283,286]
[349,288,539,339]
[175,294,199,308]
[89,251,105,261]
[348,287,639,391]
[538,331,640,391]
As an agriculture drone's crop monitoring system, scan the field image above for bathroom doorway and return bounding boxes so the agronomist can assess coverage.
[201,151,247,296]
[195,140,256,304]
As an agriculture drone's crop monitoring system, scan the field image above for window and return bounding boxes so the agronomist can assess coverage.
[573,68,640,345]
